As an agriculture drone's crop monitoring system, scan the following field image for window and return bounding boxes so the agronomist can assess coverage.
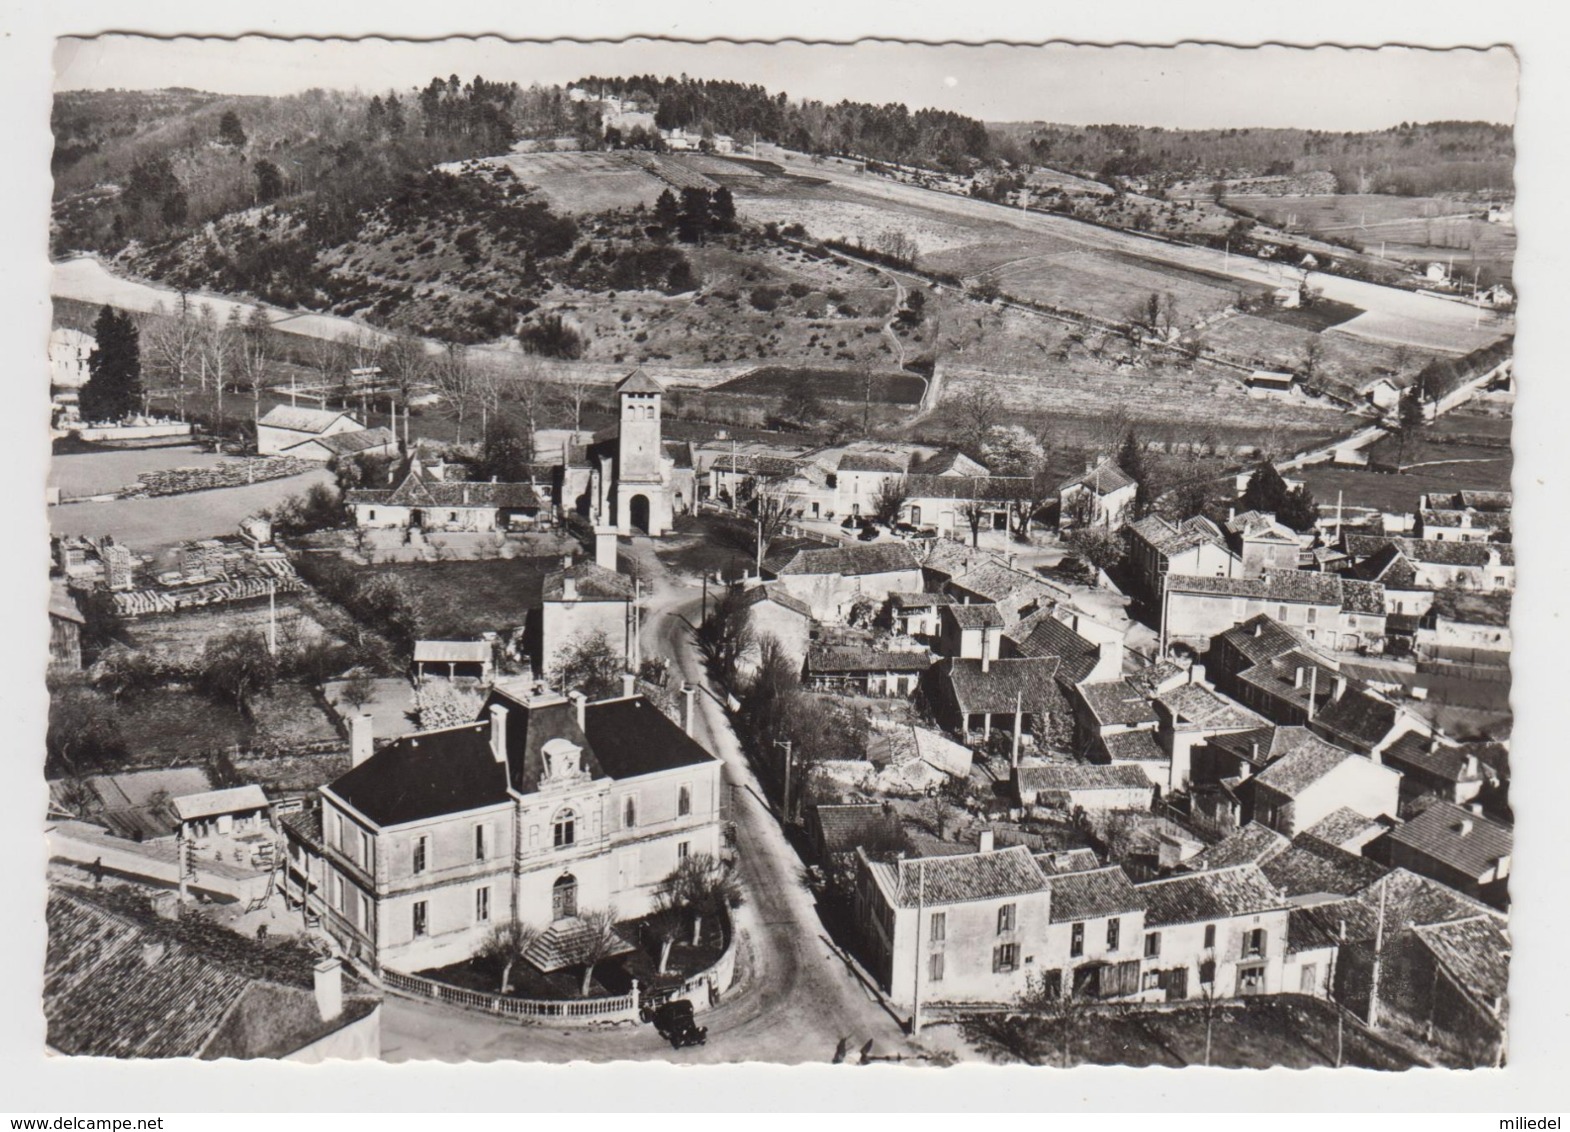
[1106,917,1121,952]
[334,873,346,912]
[367,509,376,521]
[997,903,1017,934]
[928,953,945,982]
[1242,928,1267,959]
[930,912,947,943]
[552,874,578,921]
[360,830,372,871]
[1144,931,1161,959]
[1199,959,1216,985]
[1278,605,1288,621]
[448,511,458,522]
[623,795,637,829]
[1070,922,1085,958]
[331,811,344,851]
[474,823,490,862]
[678,785,692,817]
[992,943,1020,974]
[553,809,576,848]
[1306,607,1317,625]
[359,893,372,935]
[1300,964,1319,994]
[412,901,428,938]
[1203,924,1216,950]
[475,886,491,924]
[677,841,690,862]
[412,835,429,876]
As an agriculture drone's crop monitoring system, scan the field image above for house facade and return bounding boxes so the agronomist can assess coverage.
[282,684,724,974]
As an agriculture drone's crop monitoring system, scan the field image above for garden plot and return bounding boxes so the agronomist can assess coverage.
[987,250,1246,324]
[123,594,340,668]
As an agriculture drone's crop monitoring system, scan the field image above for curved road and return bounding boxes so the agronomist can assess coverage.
[381,576,925,1065]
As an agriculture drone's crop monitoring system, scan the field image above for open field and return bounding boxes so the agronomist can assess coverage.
[1298,413,1512,512]
[124,595,339,667]
[474,151,671,213]
[48,445,227,499]
[49,466,334,552]
[714,366,925,406]
[957,995,1415,1069]
[1226,193,1515,281]
[109,682,338,764]
[361,556,561,639]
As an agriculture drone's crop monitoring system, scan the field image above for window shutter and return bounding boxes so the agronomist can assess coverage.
[992,946,1001,974]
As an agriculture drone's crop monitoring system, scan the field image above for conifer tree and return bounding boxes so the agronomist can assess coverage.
[80,306,143,422]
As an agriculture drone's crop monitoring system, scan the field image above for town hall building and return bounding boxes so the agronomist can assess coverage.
[281,680,725,975]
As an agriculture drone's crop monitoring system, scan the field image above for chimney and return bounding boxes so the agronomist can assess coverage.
[978,830,995,853]
[1458,817,1475,837]
[1250,740,1260,764]
[1332,673,1348,701]
[562,554,574,570]
[1468,802,1484,817]
[1338,919,1347,942]
[682,684,697,736]
[562,575,578,602]
[463,484,470,505]
[622,671,637,698]
[1294,667,1305,690]
[1465,753,1480,779]
[1007,553,1017,570]
[313,957,344,1023]
[141,941,167,968]
[1308,668,1318,715]
[569,690,587,730]
[1189,663,1206,686]
[981,627,991,672]
[595,527,618,571]
[489,703,508,763]
[151,890,181,920]
[350,713,374,767]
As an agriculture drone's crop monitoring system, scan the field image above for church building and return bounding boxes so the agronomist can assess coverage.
[560,370,692,537]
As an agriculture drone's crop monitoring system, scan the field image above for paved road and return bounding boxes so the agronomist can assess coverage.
[382,574,924,1064]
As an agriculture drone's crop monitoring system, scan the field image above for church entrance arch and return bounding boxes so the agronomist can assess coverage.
[629,494,651,534]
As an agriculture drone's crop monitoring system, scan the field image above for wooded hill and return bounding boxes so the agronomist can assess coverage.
[987,120,1514,198]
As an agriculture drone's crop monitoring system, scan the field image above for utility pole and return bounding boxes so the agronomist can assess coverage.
[912,858,926,1036]
[1367,879,1388,1029]
[775,740,794,828]
[267,578,278,657]
[632,577,643,669]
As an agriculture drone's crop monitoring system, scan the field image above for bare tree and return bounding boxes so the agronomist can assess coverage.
[382,331,430,442]
[649,877,687,975]
[670,852,743,947]
[433,341,477,445]
[575,907,622,997]
[870,475,909,527]
[476,920,540,995]
[144,293,203,421]
[952,383,1003,455]
[959,498,991,548]
[557,374,596,437]
[198,303,236,438]
[236,306,272,433]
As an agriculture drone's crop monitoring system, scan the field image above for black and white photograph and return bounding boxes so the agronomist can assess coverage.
[15,9,1559,1105]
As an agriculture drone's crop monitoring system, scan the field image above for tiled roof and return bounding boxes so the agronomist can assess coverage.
[1138,864,1285,928]
[1156,683,1267,731]
[807,644,933,674]
[1350,544,1418,589]
[1046,866,1144,923]
[280,808,324,851]
[413,640,492,664]
[1126,514,1225,557]
[1387,801,1512,880]
[1059,459,1136,495]
[1251,733,1358,797]
[911,449,987,476]
[1340,579,1388,615]
[45,890,375,1060]
[1290,869,1503,951]
[1005,608,1101,681]
[1227,511,1299,543]
[615,368,665,395]
[1413,916,1510,1004]
[1382,732,1488,784]
[1420,508,1507,531]
[1166,571,1352,605]
[542,562,636,601]
[763,542,918,577]
[902,474,1035,501]
[739,584,812,619]
[1033,847,1102,875]
[1455,490,1512,513]
[300,427,397,457]
[258,405,354,434]
[1203,726,1280,768]
[1342,533,1398,561]
[937,657,1068,715]
[50,580,86,624]
[1015,762,1154,798]
[1258,835,1388,898]
[1183,824,1290,872]
[1395,538,1513,568]
[1310,689,1398,750]
[837,453,906,474]
[888,590,954,609]
[813,803,902,854]
[1303,806,1389,848]
[171,785,269,823]
[945,603,1005,630]
[522,917,636,973]
[1097,730,1167,762]
[869,845,1048,908]
[1077,680,1160,728]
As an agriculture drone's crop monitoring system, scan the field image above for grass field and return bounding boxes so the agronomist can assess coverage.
[478,151,671,214]
[124,595,338,667]
[1298,413,1513,512]
[361,556,561,639]
[48,445,227,499]
[49,466,335,552]
[714,366,926,405]
[957,995,1416,1069]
